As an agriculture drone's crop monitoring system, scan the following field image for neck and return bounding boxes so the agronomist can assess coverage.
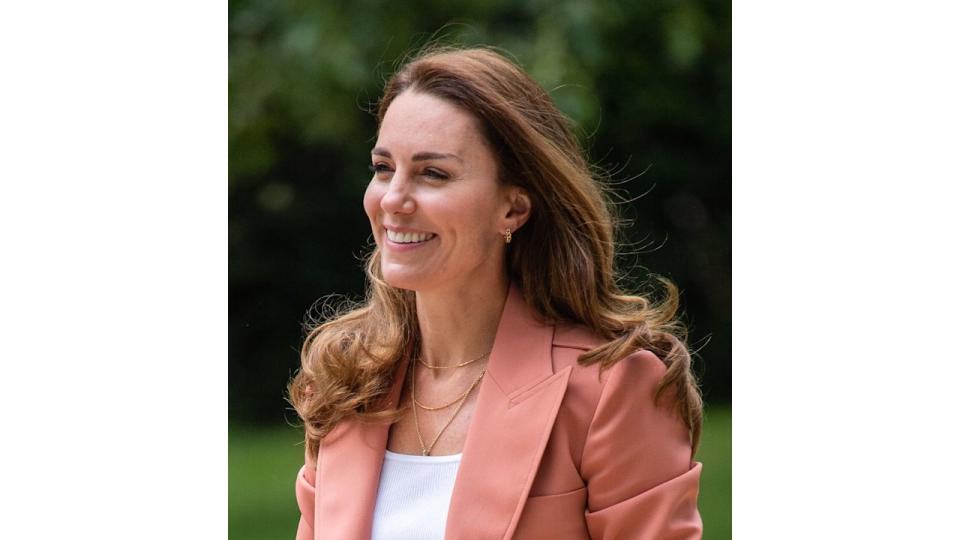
[414,272,510,369]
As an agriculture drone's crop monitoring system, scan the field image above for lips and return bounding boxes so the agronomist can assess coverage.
[385,229,437,244]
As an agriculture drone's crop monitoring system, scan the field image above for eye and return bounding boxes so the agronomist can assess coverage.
[368,163,393,176]
[423,168,449,180]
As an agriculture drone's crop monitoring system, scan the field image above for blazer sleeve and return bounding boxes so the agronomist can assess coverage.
[294,454,317,540]
[580,349,703,539]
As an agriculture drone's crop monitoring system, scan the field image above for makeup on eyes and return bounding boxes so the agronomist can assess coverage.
[368,163,453,181]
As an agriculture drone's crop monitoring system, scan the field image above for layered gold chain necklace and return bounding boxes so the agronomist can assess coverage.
[410,351,489,456]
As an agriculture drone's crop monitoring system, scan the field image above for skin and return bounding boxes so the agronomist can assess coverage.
[363,90,531,455]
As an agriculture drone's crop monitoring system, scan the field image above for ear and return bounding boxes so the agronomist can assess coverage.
[502,186,532,233]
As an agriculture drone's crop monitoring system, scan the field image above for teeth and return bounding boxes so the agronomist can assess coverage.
[386,230,435,244]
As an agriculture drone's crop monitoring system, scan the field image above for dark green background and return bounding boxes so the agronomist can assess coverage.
[229,0,730,538]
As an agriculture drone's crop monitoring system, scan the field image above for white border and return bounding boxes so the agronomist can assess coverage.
[734,1,960,538]
[1,3,226,538]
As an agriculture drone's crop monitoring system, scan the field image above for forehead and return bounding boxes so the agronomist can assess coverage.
[376,90,485,156]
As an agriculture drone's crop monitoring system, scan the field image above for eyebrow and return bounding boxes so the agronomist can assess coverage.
[371,147,463,163]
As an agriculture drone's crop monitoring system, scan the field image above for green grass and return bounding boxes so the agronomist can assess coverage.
[229,424,304,539]
[698,406,732,540]
[229,405,731,539]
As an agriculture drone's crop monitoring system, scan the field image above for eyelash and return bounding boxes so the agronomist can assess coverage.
[368,163,449,180]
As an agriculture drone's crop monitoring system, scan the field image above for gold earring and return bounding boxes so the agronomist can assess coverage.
[503,228,512,244]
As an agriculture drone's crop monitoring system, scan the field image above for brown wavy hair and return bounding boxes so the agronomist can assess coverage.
[288,46,703,460]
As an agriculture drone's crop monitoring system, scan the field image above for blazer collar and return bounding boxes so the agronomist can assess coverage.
[315,284,572,539]
[313,356,410,538]
[445,283,572,539]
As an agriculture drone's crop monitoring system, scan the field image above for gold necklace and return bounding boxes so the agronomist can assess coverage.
[413,371,485,411]
[410,360,486,456]
[417,351,490,370]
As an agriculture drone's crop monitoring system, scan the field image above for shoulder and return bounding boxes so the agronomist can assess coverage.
[552,321,694,488]
[551,322,667,391]
[547,321,675,453]
[531,321,687,485]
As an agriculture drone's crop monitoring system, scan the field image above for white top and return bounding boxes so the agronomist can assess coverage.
[370,450,462,540]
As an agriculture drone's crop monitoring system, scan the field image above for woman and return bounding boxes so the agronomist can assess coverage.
[289,46,703,539]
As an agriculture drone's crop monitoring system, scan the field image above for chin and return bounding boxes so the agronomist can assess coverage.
[380,267,428,292]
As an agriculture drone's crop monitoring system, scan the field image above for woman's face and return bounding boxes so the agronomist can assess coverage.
[364,90,515,293]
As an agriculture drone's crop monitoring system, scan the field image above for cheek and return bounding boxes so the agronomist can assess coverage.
[454,204,501,251]
[363,181,382,224]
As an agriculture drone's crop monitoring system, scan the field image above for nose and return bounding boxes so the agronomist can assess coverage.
[379,171,416,215]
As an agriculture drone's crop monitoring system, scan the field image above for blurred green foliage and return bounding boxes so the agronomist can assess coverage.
[229,0,730,423]
[228,406,731,539]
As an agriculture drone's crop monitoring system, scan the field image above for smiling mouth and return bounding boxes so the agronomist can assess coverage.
[385,229,437,244]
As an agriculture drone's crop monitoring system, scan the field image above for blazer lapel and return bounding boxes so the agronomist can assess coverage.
[445,285,572,540]
[314,357,409,539]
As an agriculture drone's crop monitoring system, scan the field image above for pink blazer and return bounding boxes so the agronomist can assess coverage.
[295,285,702,539]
